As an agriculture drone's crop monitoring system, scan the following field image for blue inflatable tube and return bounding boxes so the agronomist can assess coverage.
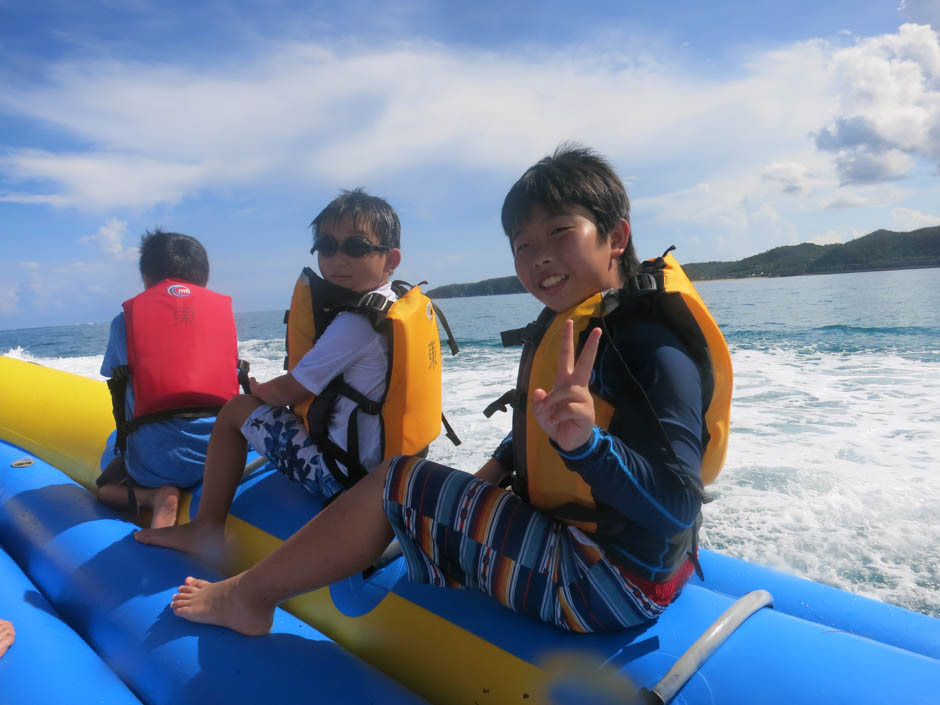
[2,358,938,705]
[215,464,940,705]
[694,548,940,660]
[0,441,428,705]
[0,545,143,705]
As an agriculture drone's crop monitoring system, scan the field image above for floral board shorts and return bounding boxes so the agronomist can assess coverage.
[241,404,344,500]
[382,456,689,633]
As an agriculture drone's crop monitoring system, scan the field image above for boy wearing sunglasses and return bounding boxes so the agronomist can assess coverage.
[137,189,410,555]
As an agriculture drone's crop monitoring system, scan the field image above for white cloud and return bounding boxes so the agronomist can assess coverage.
[0,37,838,211]
[819,183,907,209]
[815,23,940,184]
[80,217,130,255]
[891,206,940,229]
[0,286,19,315]
[1,150,207,210]
[0,24,934,271]
[761,162,814,194]
[809,229,853,245]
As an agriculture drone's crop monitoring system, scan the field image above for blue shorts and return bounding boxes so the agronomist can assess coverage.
[383,456,684,633]
[241,404,344,500]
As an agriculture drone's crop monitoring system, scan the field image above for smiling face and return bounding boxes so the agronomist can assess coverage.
[316,215,401,294]
[511,204,629,312]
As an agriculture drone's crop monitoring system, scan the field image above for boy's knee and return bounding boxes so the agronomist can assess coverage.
[220,394,265,427]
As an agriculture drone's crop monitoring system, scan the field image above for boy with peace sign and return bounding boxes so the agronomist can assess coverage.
[168,146,709,635]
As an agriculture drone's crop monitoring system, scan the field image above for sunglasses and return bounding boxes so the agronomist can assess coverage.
[310,236,390,258]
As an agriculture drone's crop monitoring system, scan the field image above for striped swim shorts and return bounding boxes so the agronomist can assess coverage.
[382,455,682,633]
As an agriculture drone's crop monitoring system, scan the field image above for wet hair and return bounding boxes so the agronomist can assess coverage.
[501,143,640,278]
[138,229,209,286]
[311,188,401,249]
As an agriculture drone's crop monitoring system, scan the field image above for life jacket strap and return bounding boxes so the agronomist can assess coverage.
[106,365,131,453]
[441,412,461,446]
[119,407,223,437]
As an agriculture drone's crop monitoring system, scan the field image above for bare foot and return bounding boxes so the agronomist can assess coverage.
[0,619,14,659]
[171,576,273,636]
[148,486,180,529]
[135,519,226,563]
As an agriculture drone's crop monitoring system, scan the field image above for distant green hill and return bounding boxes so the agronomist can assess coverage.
[426,276,526,299]
[426,226,940,298]
[684,226,940,280]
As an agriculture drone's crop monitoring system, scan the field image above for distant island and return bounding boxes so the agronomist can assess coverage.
[425,226,940,298]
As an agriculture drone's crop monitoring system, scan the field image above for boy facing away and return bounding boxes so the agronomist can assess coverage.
[136,189,406,553]
[162,146,724,635]
[97,230,239,528]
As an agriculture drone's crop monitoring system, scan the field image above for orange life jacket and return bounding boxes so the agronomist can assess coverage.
[284,268,458,487]
[490,252,731,570]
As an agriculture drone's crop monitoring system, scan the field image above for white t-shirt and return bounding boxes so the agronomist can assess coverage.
[290,281,396,474]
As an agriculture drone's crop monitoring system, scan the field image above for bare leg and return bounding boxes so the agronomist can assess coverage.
[135,395,263,553]
[133,486,181,529]
[96,483,137,513]
[0,619,13,659]
[171,458,396,634]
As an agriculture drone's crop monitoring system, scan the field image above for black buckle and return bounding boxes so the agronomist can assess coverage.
[483,389,518,418]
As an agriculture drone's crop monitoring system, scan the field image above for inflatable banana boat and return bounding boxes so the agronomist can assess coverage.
[1,356,938,705]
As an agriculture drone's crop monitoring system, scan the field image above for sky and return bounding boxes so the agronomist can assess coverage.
[1,0,940,329]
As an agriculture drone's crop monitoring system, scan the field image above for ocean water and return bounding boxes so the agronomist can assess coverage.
[2,268,939,617]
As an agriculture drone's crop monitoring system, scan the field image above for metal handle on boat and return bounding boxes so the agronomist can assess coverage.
[641,589,774,705]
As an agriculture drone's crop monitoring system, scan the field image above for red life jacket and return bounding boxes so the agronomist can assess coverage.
[123,279,239,419]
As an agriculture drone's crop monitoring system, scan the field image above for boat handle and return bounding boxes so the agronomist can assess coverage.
[641,589,774,704]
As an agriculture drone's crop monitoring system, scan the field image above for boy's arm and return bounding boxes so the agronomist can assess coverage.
[474,457,509,485]
[100,314,127,377]
[248,374,312,407]
[557,336,704,535]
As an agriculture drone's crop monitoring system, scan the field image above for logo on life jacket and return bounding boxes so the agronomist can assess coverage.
[167,284,192,297]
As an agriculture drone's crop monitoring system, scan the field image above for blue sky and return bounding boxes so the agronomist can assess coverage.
[2,0,939,329]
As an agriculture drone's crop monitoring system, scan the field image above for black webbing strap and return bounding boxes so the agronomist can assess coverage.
[432,301,459,356]
[391,279,459,356]
[441,412,461,446]
[237,359,251,394]
[120,407,223,436]
[306,377,372,490]
[106,365,131,453]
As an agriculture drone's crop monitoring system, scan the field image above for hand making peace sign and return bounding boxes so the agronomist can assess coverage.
[530,320,602,452]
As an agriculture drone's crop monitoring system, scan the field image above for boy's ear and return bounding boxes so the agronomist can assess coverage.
[385,248,402,273]
[608,220,630,258]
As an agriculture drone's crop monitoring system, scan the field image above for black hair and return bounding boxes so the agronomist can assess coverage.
[139,229,209,286]
[311,188,401,250]
[501,143,640,278]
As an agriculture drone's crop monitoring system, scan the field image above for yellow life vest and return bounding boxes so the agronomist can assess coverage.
[500,252,732,535]
[284,268,455,487]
